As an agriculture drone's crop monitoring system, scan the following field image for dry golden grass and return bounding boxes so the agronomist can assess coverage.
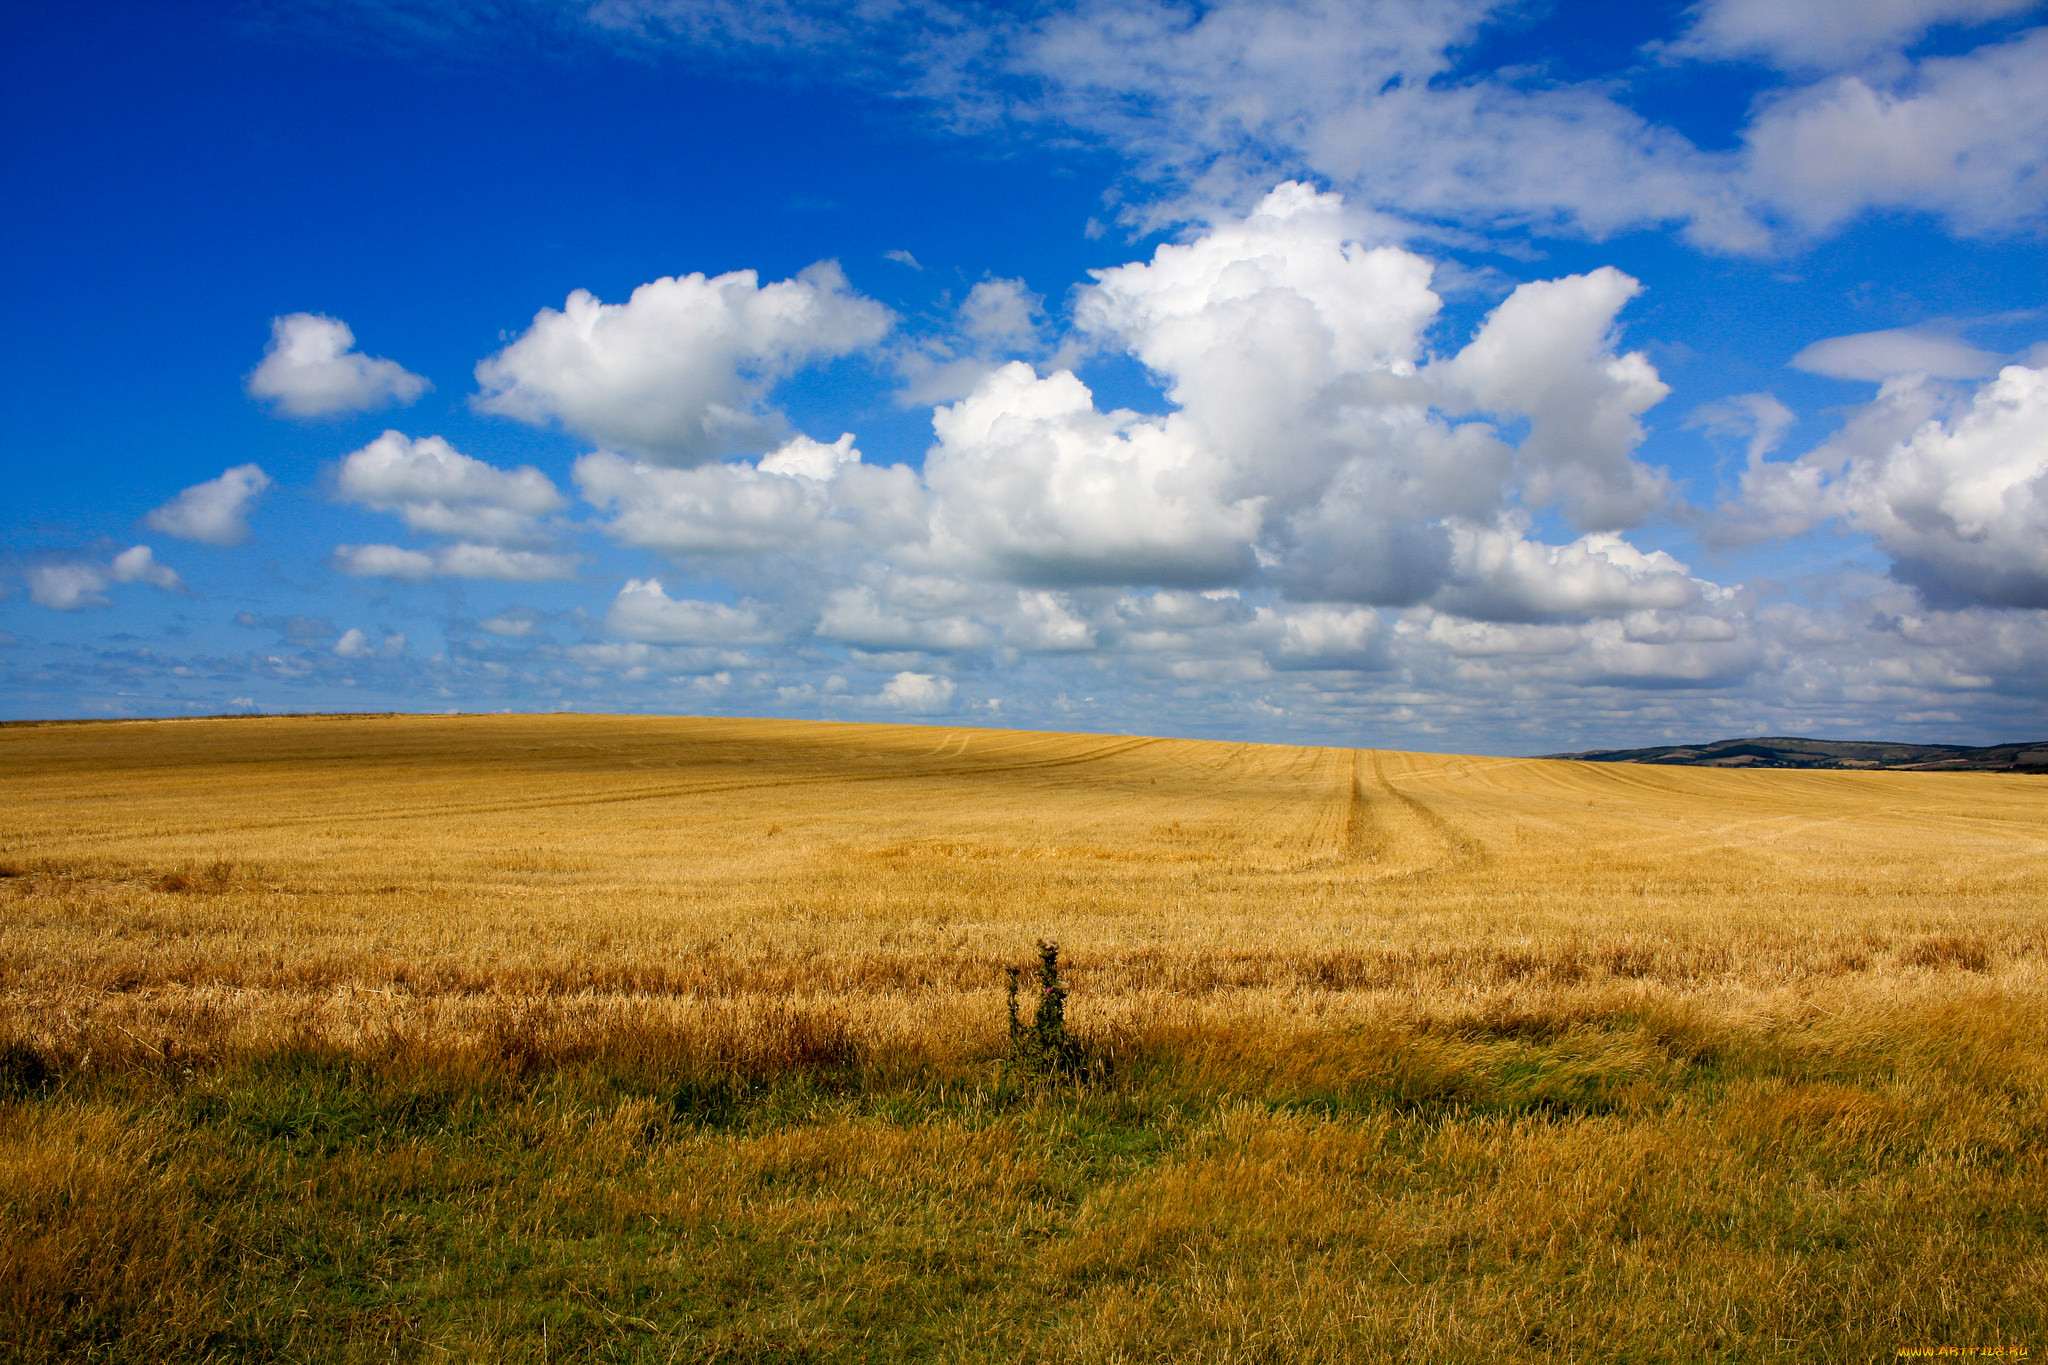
[4,712,2042,1048]
[1,713,2044,1361]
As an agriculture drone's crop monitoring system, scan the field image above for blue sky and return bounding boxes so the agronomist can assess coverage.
[3,0,2045,752]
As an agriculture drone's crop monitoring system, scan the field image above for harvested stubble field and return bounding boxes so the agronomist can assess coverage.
[2,714,2044,1363]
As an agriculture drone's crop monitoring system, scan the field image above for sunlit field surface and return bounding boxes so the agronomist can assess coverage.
[3,714,2044,1362]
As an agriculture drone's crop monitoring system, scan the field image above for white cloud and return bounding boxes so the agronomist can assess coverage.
[1418,615,1585,658]
[577,434,925,556]
[29,563,112,611]
[124,151,2043,742]
[1431,523,1703,623]
[474,262,892,463]
[996,0,1757,246]
[545,187,1699,687]
[1434,268,1671,529]
[895,278,1056,405]
[567,0,2048,251]
[959,278,1044,350]
[1755,581,2048,711]
[922,185,1673,594]
[328,433,576,581]
[331,544,435,580]
[875,670,956,712]
[436,544,577,580]
[333,628,407,659]
[605,578,782,645]
[332,543,577,581]
[144,464,271,546]
[758,431,861,480]
[1078,181,1438,406]
[109,545,184,592]
[1689,393,1797,465]
[1005,590,1097,650]
[1731,364,2048,607]
[1268,603,1385,669]
[29,546,183,610]
[1575,613,1759,686]
[1844,366,2047,606]
[1742,30,2048,237]
[246,314,429,418]
[816,583,991,650]
[337,431,565,545]
[1016,1,2048,246]
[1791,327,2004,382]
[925,185,1426,585]
[1667,0,2040,70]
[924,362,1265,586]
[883,248,923,270]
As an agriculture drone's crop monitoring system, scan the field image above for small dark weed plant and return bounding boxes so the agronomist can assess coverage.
[1005,940,1086,1078]
[0,1040,55,1099]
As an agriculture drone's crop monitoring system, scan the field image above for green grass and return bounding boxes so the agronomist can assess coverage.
[4,1003,2043,1363]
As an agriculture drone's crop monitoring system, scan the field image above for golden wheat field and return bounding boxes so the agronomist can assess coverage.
[2,713,2045,1362]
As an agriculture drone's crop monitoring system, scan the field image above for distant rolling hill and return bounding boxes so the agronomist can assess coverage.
[1542,736,2048,772]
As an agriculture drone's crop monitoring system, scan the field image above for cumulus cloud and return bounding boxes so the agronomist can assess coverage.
[1435,268,1672,529]
[273,186,1779,734]
[474,262,892,463]
[28,564,113,611]
[328,432,577,581]
[337,431,565,545]
[1267,603,1386,670]
[1791,328,2004,382]
[479,612,540,637]
[1668,0,2041,70]
[577,432,925,557]
[1840,366,2048,606]
[147,152,2043,741]
[924,362,1266,586]
[1431,523,1703,624]
[334,628,405,659]
[110,545,183,592]
[246,314,429,417]
[543,185,1713,703]
[549,188,1699,667]
[959,278,1044,350]
[1731,364,2048,607]
[1742,29,2048,238]
[1006,590,1098,650]
[144,464,271,546]
[921,185,1672,594]
[875,670,956,712]
[816,582,991,650]
[928,185,1413,584]
[895,277,1057,405]
[605,578,782,644]
[332,543,577,581]
[29,545,184,610]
